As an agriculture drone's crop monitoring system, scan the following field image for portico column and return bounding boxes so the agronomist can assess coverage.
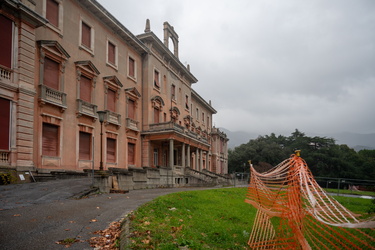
[199,149,203,171]
[206,152,209,170]
[182,143,185,168]
[195,148,199,171]
[169,139,174,169]
[187,145,190,168]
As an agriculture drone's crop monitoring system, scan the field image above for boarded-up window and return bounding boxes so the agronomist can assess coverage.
[128,57,135,78]
[106,138,116,162]
[44,57,59,90]
[0,15,12,68]
[46,0,59,27]
[81,22,91,48]
[154,70,160,89]
[108,41,116,65]
[107,88,116,112]
[42,123,59,156]
[128,99,135,119]
[154,108,159,123]
[0,98,10,150]
[80,75,91,103]
[128,143,135,165]
[79,131,91,160]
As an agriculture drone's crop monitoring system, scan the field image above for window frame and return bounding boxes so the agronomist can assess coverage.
[153,68,160,90]
[42,122,59,157]
[79,131,91,160]
[43,0,63,33]
[127,55,136,81]
[128,142,136,166]
[106,38,118,69]
[106,137,117,163]
[79,18,94,54]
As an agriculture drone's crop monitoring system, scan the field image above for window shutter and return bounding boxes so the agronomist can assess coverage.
[154,108,159,123]
[154,71,160,88]
[107,138,116,162]
[107,88,116,112]
[128,143,135,165]
[79,132,91,160]
[128,99,135,119]
[44,57,59,90]
[81,22,91,48]
[108,41,115,64]
[0,15,12,68]
[42,123,58,156]
[80,75,91,103]
[129,57,135,77]
[0,98,10,150]
[46,0,59,27]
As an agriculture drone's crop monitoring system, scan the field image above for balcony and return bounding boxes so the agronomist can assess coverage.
[126,118,139,131]
[77,99,97,119]
[39,85,67,110]
[0,150,10,165]
[0,65,12,81]
[106,110,121,127]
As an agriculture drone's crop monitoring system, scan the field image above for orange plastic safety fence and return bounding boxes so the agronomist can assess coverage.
[245,154,375,249]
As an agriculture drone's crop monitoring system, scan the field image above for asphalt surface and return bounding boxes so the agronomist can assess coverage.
[0,178,216,250]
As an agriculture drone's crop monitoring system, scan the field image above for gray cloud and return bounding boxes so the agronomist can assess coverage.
[98,0,375,135]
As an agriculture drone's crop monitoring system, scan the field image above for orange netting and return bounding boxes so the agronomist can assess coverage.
[245,153,375,249]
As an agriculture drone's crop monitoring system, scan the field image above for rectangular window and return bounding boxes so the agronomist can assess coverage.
[185,95,189,110]
[163,112,167,122]
[107,88,116,112]
[154,108,159,123]
[153,148,158,166]
[128,143,135,165]
[46,0,59,27]
[154,70,160,89]
[0,98,10,150]
[128,57,135,78]
[107,41,116,65]
[128,99,135,119]
[44,57,59,90]
[171,85,176,100]
[196,108,199,120]
[79,131,91,160]
[207,116,210,128]
[81,21,91,49]
[42,123,59,156]
[80,75,91,103]
[202,112,205,122]
[0,15,13,69]
[106,138,116,163]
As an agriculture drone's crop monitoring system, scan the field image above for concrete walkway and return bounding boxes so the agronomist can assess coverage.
[0,178,215,250]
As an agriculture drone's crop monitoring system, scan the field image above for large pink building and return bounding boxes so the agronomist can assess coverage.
[0,0,228,185]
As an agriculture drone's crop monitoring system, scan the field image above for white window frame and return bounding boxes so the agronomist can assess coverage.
[127,54,137,82]
[79,17,95,55]
[106,38,118,70]
[42,0,64,34]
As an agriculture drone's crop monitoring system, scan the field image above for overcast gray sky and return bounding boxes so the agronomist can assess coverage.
[97,0,375,136]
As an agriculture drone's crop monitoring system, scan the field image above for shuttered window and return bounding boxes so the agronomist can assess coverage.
[0,15,12,69]
[46,0,59,27]
[107,88,116,112]
[154,108,159,123]
[80,75,91,103]
[106,138,116,163]
[128,57,135,78]
[79,131,91,160]
[128,143,135,165]
[154,70,160,89]
[42,123,59,156]
[44,57,59,90]
[0,98,10,150]
[81,22,91,48]
[108,41,116,65]
[128,99,135,119]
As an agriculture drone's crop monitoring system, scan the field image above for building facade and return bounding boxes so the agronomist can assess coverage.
[0,0,228,184]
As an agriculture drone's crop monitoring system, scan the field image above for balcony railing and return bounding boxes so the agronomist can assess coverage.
[126,118,139,131]
[107,110,121,126]
[0,65,12,81]
[0,150,10,165]
[77,99,97,118]
[39,85,67,108]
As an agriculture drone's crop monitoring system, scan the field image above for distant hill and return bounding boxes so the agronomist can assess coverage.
[220,128,375,151]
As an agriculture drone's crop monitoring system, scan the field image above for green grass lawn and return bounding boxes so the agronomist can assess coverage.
[324,188,375,197]
[126,188,374,249]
